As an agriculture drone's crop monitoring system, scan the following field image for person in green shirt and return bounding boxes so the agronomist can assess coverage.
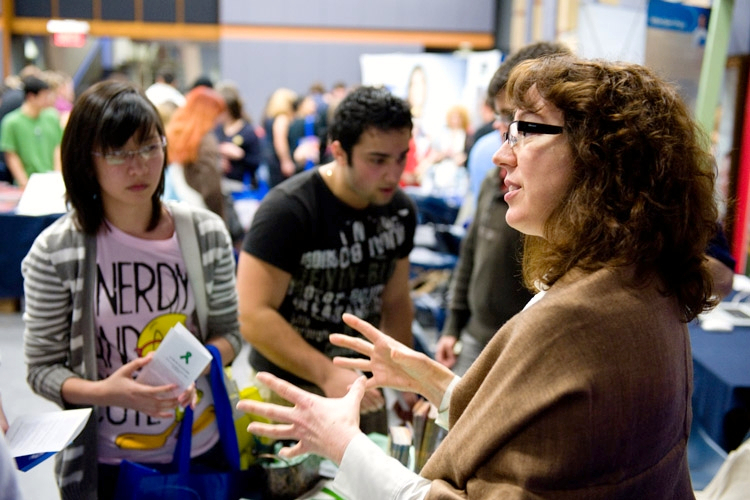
[0,76,63,189]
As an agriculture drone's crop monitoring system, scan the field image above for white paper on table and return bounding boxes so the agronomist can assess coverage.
[136,322,212,395]
[6,408,92,460]
[15,171,67,215]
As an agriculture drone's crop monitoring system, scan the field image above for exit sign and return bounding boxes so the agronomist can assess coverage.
[47,19,90,48]
[53,32,86,48]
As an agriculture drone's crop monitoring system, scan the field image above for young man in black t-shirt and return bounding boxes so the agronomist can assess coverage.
[237,86,417,433]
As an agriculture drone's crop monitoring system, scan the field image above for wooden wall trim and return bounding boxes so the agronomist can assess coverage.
[9,17,494,50]
[176,0,184,24]
[1,0,13,77]
[134,0,142,22]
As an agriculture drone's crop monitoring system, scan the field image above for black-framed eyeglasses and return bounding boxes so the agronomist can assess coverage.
[502,121,563,149]
[93,136,167,166]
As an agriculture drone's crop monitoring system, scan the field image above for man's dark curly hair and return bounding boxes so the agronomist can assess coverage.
[328,86,412,161]
[507,56,718,322]
[487,41,571,106]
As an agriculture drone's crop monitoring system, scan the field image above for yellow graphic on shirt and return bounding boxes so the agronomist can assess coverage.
[115,403,215,450]
[135,313,186,357]
[114,313,216,450]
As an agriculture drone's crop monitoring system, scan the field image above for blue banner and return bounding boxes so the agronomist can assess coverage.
[648,0,710,34]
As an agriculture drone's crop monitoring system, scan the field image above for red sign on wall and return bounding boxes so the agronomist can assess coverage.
[53,32,86,48]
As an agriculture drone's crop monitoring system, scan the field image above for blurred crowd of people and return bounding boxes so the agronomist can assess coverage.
[0,62,497,235]
[0,64,364,250]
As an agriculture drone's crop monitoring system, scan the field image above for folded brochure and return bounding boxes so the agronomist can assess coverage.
[136,322,212,395]
[6,408,92,471]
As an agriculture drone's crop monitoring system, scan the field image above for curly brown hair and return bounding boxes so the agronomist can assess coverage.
[506,56,718,322]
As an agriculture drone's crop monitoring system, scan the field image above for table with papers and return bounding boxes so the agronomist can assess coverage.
[0,177,66,299]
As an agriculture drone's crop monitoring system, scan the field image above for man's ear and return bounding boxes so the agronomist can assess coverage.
[330,140,348,167]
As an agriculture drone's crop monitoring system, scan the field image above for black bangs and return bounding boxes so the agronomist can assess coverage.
[96,91,163,151]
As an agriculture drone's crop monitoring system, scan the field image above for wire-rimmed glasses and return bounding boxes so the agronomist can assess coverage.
[93,136,167,166]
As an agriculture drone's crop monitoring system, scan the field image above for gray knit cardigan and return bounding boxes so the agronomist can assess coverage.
[22,202,242,500]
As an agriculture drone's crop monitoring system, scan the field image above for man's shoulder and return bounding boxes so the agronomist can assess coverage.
[266,169,320,204]
[468,132,501,173]
[0,109,20,148]
[0,107,24,127]
[253,170,320,227]
[473,131,502,153]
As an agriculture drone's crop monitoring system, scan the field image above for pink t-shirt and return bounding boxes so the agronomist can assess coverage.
[95,220,218,465]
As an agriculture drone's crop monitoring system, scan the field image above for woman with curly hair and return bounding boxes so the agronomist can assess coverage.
[238,55,717,499]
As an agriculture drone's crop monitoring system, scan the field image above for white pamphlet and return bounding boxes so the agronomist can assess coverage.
[6,408,92,471]
[136,322,212,395]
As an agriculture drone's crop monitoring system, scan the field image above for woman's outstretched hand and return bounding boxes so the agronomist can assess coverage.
[331,313,455,407]
[237,371,365,465]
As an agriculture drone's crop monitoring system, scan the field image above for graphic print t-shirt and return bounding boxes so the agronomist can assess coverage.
[95,221,217,465]
[243,169,417,386]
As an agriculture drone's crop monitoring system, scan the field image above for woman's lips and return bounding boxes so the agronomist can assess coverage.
[503,180,520,202]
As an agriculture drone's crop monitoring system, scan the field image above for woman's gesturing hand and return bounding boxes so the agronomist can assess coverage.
[331,313,455,406]
[237,371,365,465]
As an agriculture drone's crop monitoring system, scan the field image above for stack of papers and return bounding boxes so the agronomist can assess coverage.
[6,408,92,471]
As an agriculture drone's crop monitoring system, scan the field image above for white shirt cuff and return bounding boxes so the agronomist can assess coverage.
[435,375,461,430]
[331,433,431,500]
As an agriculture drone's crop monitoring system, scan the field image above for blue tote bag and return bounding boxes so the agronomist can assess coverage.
[114,345,265,500]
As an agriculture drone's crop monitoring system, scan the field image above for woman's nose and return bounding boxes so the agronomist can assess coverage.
[124,155,150,173]
[493,138,515,170]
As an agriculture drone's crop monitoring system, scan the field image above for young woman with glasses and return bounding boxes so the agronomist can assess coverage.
[22,80,241,500]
